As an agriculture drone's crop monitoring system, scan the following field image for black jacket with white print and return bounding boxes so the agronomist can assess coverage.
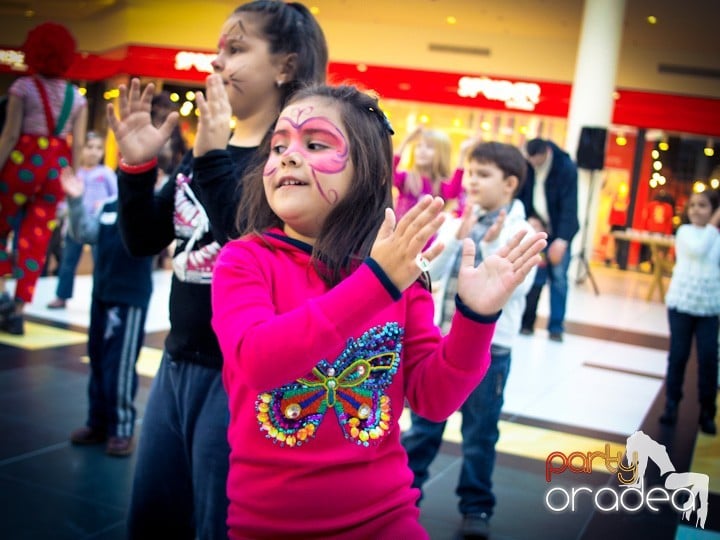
[116,145,257,369]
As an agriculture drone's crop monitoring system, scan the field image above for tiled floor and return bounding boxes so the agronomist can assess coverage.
[0,263,718,539]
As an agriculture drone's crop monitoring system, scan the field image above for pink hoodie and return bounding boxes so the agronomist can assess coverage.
[212,229,495,539]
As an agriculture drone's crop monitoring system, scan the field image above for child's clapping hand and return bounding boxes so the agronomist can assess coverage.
[59,167,84,198]
[456,229,547,316]
[371,195,446,292]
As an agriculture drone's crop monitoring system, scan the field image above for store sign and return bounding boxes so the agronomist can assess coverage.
[174,51,214,73]
[457,76,541,111]
[0,48,27,71]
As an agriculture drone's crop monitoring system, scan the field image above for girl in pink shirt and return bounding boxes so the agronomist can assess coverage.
[393,126,475,220]
[211,84,546,539]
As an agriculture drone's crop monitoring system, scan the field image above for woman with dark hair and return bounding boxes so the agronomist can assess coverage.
[106,2,328,538]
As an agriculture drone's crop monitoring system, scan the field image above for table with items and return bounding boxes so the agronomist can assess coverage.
[612,229,675,302]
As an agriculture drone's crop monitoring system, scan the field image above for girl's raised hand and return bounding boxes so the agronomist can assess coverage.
[456,229,547,316]
[370,195,446,292]
[193,74,233,157]
[106,79,178,165]
[59,167,84,198]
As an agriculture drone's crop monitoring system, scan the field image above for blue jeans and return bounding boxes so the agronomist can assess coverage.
[666,308,719,415]
[55,234,84,300]
[128,353,230,540]
[547,247,571,334]
[402,348,511,517]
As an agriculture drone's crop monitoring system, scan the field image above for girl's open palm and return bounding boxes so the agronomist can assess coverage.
[457,230,547,316]
[193,74,233,157]
[106,78,178,165]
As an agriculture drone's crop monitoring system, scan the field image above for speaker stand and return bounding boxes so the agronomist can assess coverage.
[575,169,600,296]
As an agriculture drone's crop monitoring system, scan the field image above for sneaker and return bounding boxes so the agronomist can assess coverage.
[105,436,134,457]
[549,332,564,343]
[1,313,24,335]
[46,298,67,309]
[519,327,533,336]
[70,426,107,445]
[461,513,490,539]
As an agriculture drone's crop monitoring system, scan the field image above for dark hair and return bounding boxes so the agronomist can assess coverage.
[238,84,394,287]
[694,189,720,213]
[468,142,527,194]
[234,1,328,106]
[86,130,104,142]
[526,138,549,157]
[151,91,176,123]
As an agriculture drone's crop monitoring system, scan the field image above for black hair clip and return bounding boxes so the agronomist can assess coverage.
[368,106,395,135]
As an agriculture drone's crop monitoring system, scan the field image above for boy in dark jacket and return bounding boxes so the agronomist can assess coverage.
[61,167,153,456]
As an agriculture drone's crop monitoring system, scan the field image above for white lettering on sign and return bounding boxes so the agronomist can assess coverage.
[174,51,215,73]
[0,49,27,71]
[457,76,541,111]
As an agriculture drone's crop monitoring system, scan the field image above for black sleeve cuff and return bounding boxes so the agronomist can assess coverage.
[193,149,233,181]
[366,258,402,301]
[455,294,501,323]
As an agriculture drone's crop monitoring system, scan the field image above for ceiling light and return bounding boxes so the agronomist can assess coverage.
[704,139,714,156]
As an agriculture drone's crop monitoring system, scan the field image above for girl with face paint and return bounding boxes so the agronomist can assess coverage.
[211,84,547,539]
[105,2,328,539]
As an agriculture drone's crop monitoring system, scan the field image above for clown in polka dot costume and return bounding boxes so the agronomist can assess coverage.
[0,22,87,334]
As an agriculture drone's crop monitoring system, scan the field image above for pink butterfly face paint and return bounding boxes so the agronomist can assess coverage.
[264,105,350,205]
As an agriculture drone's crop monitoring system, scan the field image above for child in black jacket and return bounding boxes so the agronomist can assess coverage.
[61,167,153,456]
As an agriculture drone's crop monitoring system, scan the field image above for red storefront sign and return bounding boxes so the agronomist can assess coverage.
[2,44,719,137]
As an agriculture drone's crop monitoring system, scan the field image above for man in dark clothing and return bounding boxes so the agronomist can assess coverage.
[517,138,579,342]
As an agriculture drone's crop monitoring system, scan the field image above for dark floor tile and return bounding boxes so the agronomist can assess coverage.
[0,475,126,540]
[418,455,597,540]
[0,442,138,510]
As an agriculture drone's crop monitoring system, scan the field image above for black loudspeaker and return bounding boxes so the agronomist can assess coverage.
[576,126,608,170]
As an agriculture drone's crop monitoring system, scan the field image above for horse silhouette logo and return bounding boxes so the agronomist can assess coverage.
[623,430,709,529]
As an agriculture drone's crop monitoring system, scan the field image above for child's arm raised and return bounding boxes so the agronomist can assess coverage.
[60,167,100,245]
[106,78,178,167]
[394,125,422,159]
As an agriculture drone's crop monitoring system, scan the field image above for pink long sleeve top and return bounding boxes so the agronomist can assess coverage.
[393,155,464,219]
[211,229,496,539]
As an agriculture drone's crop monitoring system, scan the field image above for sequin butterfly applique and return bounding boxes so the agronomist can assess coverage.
[255,322,403,448]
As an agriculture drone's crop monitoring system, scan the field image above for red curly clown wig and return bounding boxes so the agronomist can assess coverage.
[23,22,77,77]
